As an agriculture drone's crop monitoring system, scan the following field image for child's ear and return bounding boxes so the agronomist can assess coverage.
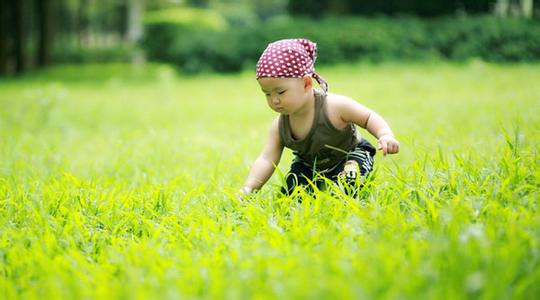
[302,75,313,90]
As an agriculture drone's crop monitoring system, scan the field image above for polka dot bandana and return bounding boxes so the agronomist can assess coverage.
[256,38,328,92]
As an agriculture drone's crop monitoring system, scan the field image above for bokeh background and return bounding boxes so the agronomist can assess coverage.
[1,0,540,75]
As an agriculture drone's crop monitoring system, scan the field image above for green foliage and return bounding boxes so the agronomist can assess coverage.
[261,17,436,63]
[53,46,134,64]
[142,15,540,73]
[0,62,539,299]
[142,7,231,71]
[143,6,228,30]
[431,16,540,62]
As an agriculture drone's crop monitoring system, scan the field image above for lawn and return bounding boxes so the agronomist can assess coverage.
[0,61,538,299]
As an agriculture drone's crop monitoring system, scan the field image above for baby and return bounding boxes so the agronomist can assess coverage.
[240,38,399,196]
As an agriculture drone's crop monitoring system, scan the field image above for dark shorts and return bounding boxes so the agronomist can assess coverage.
[281,139,376,195]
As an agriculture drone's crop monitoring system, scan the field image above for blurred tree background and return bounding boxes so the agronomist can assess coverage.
[0,0,539,75]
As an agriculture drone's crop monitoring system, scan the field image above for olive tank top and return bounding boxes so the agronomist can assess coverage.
[278,90,360,171]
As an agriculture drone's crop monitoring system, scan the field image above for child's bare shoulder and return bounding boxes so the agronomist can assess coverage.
[326,92,360,113]
[325,93,356,128]
[325,92,371,125]
[326,92,360,105]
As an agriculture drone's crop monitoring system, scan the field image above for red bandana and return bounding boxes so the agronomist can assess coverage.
[256,38,328,92]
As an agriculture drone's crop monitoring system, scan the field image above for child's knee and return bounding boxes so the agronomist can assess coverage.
[337,160,367,197]
[339,160,360,180]
[283,173,312,195]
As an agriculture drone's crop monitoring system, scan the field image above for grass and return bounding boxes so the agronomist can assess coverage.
[0,61,538,299]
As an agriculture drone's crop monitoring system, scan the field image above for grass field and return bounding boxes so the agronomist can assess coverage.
[0,61,538,299]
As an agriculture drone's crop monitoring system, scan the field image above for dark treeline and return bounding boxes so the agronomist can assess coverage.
[289,0,537,17]
[0,0,143,76]
[290,0,493,17]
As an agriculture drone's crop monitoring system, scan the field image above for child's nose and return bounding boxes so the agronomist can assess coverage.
[272,96,280,104]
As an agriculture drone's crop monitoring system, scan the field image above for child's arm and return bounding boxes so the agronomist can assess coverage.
[240,118,284,194]
[335,96,400,155]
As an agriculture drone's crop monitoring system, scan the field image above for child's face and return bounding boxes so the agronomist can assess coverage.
[257,76,311,115]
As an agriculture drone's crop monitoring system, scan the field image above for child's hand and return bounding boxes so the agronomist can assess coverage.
[235,186,254,202]
[377,135,400,156]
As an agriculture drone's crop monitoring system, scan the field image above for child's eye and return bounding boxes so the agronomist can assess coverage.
[278,90,286,95]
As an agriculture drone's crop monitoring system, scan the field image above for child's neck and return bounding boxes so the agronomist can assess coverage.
[289,89,315,119]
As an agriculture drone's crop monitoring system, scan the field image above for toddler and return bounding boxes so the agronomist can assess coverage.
[240,38,399,196]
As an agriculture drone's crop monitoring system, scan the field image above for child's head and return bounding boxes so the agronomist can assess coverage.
[256,38,328,93]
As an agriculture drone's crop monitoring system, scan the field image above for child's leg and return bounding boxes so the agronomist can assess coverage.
[348,139,376,176]
[281,160,314,195]
[331,140,376,195]
[339,152,374,180]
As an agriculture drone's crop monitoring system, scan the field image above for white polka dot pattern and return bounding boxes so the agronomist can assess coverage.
[256,38,328,92]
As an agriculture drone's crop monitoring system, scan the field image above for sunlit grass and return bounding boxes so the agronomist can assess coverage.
[0,61,538,299]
